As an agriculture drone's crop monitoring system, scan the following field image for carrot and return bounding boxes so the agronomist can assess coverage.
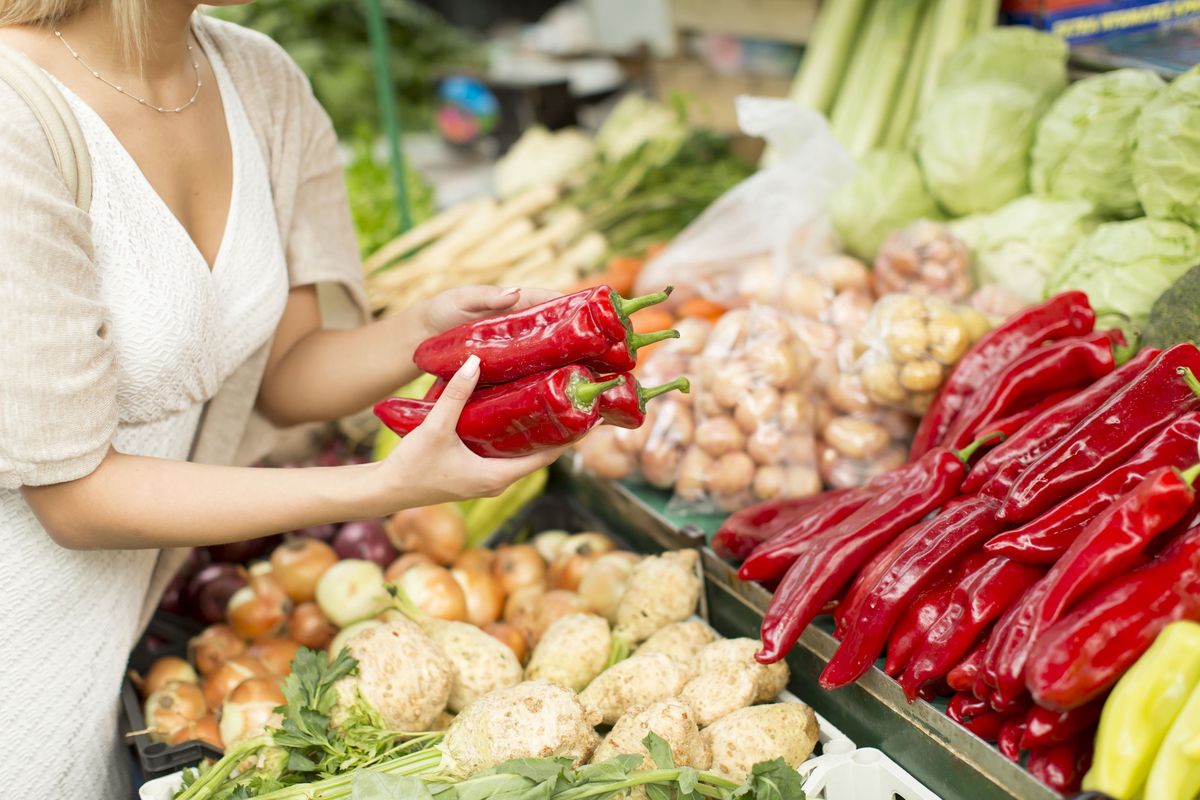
[678,298,727,323]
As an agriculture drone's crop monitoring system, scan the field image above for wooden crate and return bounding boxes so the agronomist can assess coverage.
[669,0,820,44]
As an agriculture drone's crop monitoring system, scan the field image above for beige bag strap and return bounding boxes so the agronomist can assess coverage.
[0,43,91,212]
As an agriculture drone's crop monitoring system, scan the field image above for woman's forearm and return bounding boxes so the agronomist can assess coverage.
[21,450,393,550]
[258,310,428,426]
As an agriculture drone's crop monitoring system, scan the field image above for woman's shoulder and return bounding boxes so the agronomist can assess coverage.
[0,59,74,184]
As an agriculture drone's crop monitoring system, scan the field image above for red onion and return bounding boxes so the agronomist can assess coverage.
[290,523,337,543]
[188,564,248,625]
[158,572,190,616]
[206,535,280,564]
[333,520,397,568]
[180,547,212,578]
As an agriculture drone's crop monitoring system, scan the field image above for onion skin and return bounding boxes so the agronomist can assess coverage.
[531,590,589,643]
[189,624,246,677]
[399,563,467,621]
[138,656,198,699]
[452,548,495,575]
[492,544,547,595]
[270,537,338,603]
[288,602,336,650]
[451,568,506,627]
[202,655,270,709]
[503,585,545,646]
[333,520,398,568]
[577,551,640,622]
[207,535,279,564]
[532,531,570,563]
[144,681,207,744]
[218,677,286,749]
[484,622,529,664]
[246,638,302,676]
[157,572,190,616]
[384,552,435,583]
[188,564,248,626]
[169,714,222,749]
[227,564,292,640]
[387,505,467,566]
[316,559,390,627]
[290,523,337,543]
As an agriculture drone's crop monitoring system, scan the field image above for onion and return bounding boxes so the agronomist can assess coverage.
[187,564,248,625]
[144,681,207,743]
[384,552,434,583]
[483,622,528,664]
[270,537,338,603]
[492,544,547,595]
[137,656,198,699]
[328,619,382,657]
[169,714,222,749]
[202,655,270,709]
[577,551,639,622]
[398,563,467,621]
[386,505,467,566]
[180,547,212,578]
[290,523,337,543]
[207,535,279,564]
[502,585,545,645]
[156,572,190,616]
[333,519,398,568]
[219,676,286,749]
[532,530,569,563]
[227,563,292,640]
[316,559,390,627]
[559,532,616,558]
[531,590,589,643]
[189,624,246,676]
[288,602,336,650]
[451,568,505,627]
[452,548,495,574]
[247,638,302,676]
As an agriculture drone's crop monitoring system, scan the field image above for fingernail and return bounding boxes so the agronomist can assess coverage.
[461,354,480,377]
[500,287,520,298]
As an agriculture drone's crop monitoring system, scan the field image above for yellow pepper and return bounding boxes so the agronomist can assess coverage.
[1084,621,1200,800]
[1145,673,1200,800]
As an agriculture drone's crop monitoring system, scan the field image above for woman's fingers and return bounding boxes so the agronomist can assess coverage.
[422,354,480,433]
[509,287,561,309]
[496,446,568,475]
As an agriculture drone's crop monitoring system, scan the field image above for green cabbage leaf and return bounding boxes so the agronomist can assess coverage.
[831,149,942,261]
[1134,65,1200,227]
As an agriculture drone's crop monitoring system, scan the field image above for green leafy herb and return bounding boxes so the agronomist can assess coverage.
[733,759,807,800]
[351,772,434,800]
[642,733,676,771]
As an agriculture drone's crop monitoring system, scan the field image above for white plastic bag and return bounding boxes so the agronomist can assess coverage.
[634,97,855,303]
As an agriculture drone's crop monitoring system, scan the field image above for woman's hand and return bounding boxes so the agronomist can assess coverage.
[418,285,561,338]
[368,354,565,509]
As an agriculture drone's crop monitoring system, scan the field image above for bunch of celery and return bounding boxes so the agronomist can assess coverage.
[790,0,1000,156]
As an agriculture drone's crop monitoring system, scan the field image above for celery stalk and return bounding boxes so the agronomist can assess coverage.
[835,0,929,157]
[882,0,937,148]
[789,0,872,115]
[974,0,1002,33]
[916,0,972,113]
[828,0,890,151]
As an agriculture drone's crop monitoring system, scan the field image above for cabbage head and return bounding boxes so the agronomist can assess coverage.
[830,149,942,261]
[1031,69,1165,219]
[941,27,1068,102]
[916,81,1042,216]
[951,196,1098,303]
[1045,218,1200,326]
[1134,65,1200,227]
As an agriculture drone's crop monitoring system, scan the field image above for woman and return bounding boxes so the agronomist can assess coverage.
[0,0,561,794]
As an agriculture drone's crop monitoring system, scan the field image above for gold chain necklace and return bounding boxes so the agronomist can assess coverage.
[52,28,202,114]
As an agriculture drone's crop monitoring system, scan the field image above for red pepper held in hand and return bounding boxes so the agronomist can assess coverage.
[712,490,851,562]
[597,376,689,429]
[983,465,1199,708]
[998,345,1200,524]
[414,285,675,384]
[986,412,1200,564]
[821,494,1009,689]
[910,292,1096,460]
[940,330,1121,452]
[963,347,1160,495]
[374,365,624,457]
[755,434,1001,666]
[900,557,1044,702]
[1026,524,1200,711]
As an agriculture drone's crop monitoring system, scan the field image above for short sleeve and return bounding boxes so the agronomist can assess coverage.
[0,84,117,489]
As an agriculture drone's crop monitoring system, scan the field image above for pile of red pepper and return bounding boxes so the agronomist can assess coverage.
[374,285,689,456]
[716,292,1200,794]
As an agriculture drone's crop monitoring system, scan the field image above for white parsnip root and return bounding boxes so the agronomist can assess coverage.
[439,680,601,779]
[578,652,696,726]
[613,550,703,645]
[635,620,717,662]
[592,698,710,771]
[679,662,760,727]
[525,612,611,692]
[702,703,820,782]
[697,638,790,703]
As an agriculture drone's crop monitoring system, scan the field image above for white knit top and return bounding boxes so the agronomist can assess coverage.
[0,41,287,798]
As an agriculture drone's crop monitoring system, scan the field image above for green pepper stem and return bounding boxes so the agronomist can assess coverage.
[616,285,673,316]
[629,328,680,352]
[955,431,1005,465]
[1178,367,1200,400]
[1181,463,1200,489]
[639,377,690,402]
[573,375,625,407]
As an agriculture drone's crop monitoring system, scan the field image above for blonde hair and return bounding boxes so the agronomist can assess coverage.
[0,0,148,64]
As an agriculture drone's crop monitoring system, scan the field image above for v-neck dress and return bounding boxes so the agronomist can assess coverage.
[0,39,287,798]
